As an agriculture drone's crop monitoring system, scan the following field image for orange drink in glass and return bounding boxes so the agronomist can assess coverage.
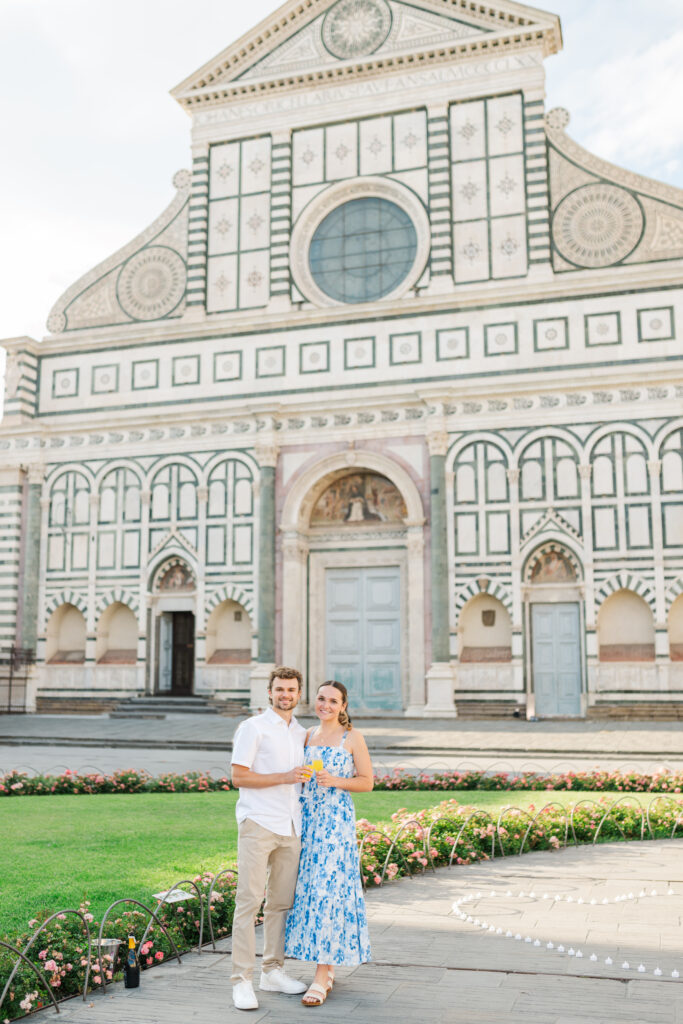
[312,758,324,773]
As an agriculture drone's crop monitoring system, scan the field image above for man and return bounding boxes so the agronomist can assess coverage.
[230,666,309,1010]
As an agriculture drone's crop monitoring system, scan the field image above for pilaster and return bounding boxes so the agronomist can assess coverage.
[269,129,293,309]
[426,104,453,287]
[186,146,210,309]
[254,441,279,664]
[18,463,45,652]
[425,429,456,716]
[0,467,25,651]
[524,97,551,266]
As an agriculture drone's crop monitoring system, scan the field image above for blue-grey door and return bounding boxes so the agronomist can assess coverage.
[325,567,401,711]
[531,602,582,716]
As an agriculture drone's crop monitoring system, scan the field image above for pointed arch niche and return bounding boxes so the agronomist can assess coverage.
[279,451,426,713]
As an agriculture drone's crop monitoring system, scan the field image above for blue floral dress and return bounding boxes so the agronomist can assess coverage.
[284,737,371,965]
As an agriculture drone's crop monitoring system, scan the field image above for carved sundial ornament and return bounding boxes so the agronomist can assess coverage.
[322,0,392,60]
[552,183,644,268]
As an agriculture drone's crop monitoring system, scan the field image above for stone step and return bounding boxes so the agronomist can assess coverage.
[36,696,121,715]
[455,701,525,720]
[587,702,683,721]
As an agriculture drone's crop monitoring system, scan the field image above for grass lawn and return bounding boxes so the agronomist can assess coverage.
[0,789,660,939]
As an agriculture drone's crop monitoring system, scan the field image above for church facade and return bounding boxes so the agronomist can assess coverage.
[2,0,683,717]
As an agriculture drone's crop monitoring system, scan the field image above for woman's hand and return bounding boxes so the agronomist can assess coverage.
[316,768,336,788]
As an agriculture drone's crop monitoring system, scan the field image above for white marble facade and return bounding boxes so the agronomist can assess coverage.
[2,0,682,717]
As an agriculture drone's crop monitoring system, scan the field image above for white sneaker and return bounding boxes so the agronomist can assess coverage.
[259,967,307,994]
[232,980,259,1010]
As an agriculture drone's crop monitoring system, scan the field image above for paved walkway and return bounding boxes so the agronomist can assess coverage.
[1,714,682,775]
[29,840,683,1024]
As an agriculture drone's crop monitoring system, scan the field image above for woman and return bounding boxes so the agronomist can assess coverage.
[284,680,373,1006]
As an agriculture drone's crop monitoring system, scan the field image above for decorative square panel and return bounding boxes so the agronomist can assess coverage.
[172,355,200,387]
[485,322,518,356]
[637,307,674,342]
[240,137,272,195]
[210,142,240,200]
[132,359,158,390]
[452,160,487,221]
[491,214,528,278]
[207,254,238,312]
[239,251,270,308]
[292,128,324,186]
[208,198,239,255]
[325,122,358,181]
[239,194,271,252]
[489,155,526,217]
[393,110,427,170]
[344,337,375,369]
[52,368,79,398]
[450,100,486,161]
[213,351,242,382]
[91,364,119,394]
[360,116,392,175]
[299,341,330,374]
[486,94,523,156]
[454,220,489,282]
[256,345,285,378]
[436,328,469,361]
[585,312,621,346]
[390,332,421,365]
[534,318,569,351]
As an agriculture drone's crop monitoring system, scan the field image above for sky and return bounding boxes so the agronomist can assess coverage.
[1,0,682,354]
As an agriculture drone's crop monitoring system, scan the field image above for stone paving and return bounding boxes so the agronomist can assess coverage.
[27,840,683,1024]
[1,713,682,775]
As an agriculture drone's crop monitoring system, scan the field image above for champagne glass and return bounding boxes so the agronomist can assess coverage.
[312,758,324,773]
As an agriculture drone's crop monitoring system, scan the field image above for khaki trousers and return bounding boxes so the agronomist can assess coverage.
[231,817,301,984]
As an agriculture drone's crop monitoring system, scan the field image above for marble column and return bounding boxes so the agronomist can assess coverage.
[250,441,279,711]
[425,430,456,716]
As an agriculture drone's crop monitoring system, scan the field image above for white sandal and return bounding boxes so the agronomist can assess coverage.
[302,982,328,1007]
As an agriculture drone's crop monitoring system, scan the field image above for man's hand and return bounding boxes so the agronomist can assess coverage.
[281,766,310,785]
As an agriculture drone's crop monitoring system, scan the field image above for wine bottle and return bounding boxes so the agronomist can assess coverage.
[123,935,140,988]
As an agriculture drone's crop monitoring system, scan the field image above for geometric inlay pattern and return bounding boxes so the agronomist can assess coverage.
[117,246,186,320]
[552,184,643,268]
[322,0,392,59]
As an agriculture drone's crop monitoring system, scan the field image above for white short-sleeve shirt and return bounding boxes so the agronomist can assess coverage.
[231,707,307,836]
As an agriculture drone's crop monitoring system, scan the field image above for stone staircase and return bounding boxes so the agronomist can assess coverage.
[587,701,683,721]
[35,696,121,715]
[109,695,249,718]
[455,700,526,720]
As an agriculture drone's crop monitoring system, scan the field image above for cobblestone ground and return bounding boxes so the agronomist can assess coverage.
[26,840,683,1024]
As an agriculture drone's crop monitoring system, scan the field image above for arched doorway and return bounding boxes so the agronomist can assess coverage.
[280,452,425,713]
[523,544,584,717]
[150,557,197,695]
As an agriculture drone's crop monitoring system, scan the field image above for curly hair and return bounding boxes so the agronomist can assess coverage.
[268,666,303,690]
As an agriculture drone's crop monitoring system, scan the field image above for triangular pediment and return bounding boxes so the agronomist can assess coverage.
[521,508,582,547]
[172,0,561,107]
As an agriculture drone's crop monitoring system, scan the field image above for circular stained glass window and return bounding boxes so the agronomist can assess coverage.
[308,197,418,304]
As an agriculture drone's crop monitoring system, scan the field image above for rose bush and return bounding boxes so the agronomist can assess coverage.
[3,767,683,797]
[0,873,237,1022]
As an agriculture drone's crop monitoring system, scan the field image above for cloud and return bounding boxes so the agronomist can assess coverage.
[572,31,683,185]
